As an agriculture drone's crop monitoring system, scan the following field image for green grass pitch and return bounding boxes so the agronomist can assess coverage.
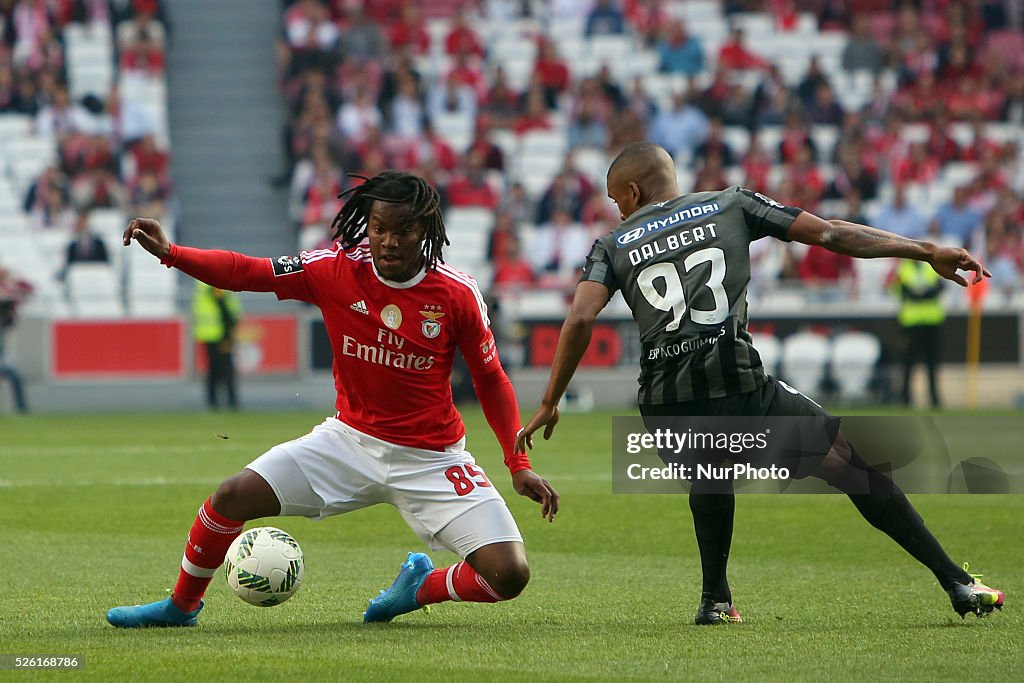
[1,409,1020,682]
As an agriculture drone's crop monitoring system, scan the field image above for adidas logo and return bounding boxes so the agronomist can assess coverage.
[350,300,369,315]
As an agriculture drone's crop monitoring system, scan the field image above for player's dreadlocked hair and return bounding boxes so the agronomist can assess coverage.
[330,170,448,270]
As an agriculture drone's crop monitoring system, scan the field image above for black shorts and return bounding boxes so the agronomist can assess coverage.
[640,376,840,480]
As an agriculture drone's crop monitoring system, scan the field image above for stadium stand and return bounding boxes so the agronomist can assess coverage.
[0,0,173,319]
[9,1,1021,323]
[272,0,1024,325]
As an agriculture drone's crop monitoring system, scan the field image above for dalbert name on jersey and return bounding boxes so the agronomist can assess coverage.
[624,222,720,266]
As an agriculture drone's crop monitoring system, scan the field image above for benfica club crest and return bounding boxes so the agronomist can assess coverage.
[420,309,445,338]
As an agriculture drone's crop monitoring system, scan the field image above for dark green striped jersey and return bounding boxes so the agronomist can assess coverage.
[580,186,801,404]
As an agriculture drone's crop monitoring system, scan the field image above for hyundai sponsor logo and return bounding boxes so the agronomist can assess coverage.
[615,202,721,246]
[617,227,647,245]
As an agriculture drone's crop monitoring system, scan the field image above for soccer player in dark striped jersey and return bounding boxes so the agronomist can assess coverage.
[516,142,1004,624]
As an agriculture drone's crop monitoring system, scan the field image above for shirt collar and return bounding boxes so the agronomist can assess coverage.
[371,261,427,289]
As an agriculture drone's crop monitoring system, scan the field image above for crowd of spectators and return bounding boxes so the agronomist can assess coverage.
[275,0,1024,308]
[6,0,173,272]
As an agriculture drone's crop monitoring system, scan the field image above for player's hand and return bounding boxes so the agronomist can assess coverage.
[123,217,171,260]
[512,469,559,522]
[514,404,560,454]
[930,246,991,286]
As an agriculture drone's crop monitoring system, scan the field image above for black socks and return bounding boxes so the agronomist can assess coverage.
[832,448,971,590]
[689,487,736,603]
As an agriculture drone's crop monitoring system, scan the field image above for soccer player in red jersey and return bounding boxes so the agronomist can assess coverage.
[107,171,559,627]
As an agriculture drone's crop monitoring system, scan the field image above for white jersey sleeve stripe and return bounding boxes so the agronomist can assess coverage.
[300,244,342,263]
[437,263,490,327]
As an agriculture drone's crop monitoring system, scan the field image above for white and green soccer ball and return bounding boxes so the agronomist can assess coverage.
[224,527,304,607]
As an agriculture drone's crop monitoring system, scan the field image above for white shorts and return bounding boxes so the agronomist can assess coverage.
[245,417,523,558]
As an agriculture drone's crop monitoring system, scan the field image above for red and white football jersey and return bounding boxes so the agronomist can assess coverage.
[269,244,499,451]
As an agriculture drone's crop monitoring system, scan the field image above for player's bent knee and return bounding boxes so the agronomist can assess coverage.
[211,470,281,521]
[491,556,531,599]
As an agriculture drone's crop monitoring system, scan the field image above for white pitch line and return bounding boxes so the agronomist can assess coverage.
[0,444,245,457]
[0,478,224,488]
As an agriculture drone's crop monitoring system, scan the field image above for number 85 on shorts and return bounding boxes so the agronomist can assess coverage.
[446,464,492,496]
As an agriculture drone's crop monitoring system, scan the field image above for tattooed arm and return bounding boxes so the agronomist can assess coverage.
[786,213,990,287]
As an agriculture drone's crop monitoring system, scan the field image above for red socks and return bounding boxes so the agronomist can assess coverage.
[416,562,505,605]
[171,499,244,612]
[170,502,509,612]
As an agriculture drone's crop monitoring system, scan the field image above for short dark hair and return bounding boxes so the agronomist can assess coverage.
[330,170,448,270]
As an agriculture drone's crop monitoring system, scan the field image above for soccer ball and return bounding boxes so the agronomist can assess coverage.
[224,527,304,607]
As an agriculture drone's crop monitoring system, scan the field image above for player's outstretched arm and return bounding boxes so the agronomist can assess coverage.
[787,212,991,286]
[122,217,279,293]
[515,281,611,454]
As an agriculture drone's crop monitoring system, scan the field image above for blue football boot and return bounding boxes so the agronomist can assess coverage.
[363,552,434,623]
[106,597,203,628]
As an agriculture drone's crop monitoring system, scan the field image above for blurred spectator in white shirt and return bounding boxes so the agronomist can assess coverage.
[929,186,984,247]
[388,73,425,140]
[429,74,477,121]
[649,91,709,161]
[284,0,338,52]
[874,185,928,239]
[337,89,383,143]
[529,209,592,288]
[35,85,92,137]
[117,6,166,50]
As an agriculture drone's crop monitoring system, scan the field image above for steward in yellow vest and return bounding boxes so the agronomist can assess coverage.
[891,260,944,407]
[193,283,242,410]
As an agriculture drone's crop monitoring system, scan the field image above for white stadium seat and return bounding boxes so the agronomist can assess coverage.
[781,331,831,396]
[445,207,494,236]
[67,262,123,318]
[504,289,567,318]
[830,331,881,402]
[67,262,119,296]
[0,114,33,140]
[127,296,177,318]
[433,111,474,154]
[851,258,892,305]
[87,208,127,239]
[753,333,782,377]
[676,0,721,22]
[73,298,125,318]
[499,54,536,91]
[443,230,489,272]
[520,129,567,157]
[546,16,585,39]
[128,262,175,299]
[571,147,609,187]
[587,35,634,63]
[0,177,21,212]
[8,156,51,193]
[3,135,57,164]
